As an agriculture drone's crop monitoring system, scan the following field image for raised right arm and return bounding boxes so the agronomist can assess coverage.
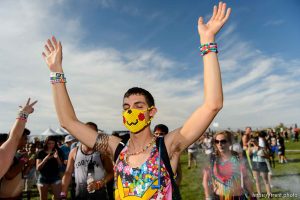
[0,98,36,178]
[42,37,120,155]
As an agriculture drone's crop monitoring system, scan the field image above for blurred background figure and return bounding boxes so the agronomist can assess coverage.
[202,131,254,200]
[187,142,199,169]
[61,122,114,200]
[0,128,35,200]
[36,136,64,200]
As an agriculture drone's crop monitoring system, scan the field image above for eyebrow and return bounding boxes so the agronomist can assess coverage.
[123,101,146,107]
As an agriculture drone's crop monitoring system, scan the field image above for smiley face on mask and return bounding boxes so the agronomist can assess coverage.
[122,106,154,133]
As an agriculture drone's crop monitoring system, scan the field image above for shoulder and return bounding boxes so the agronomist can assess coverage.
[69,147,78,160]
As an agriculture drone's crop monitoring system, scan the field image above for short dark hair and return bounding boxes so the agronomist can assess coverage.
[0,133,8,143]
[154,124,169,134]
[86,122,98,131]
[124,87,155,107]
[23,128,31,136]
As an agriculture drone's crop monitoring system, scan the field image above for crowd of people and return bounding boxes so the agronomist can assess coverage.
[1,118,297,200]
[0,2,298,200]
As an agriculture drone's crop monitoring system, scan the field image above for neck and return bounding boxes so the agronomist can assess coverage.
[129,127,154,150]
[219,150,231,160]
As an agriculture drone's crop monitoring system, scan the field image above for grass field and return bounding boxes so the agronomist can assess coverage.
[28,141,300,200]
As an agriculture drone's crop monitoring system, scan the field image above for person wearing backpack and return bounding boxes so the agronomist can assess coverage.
[42,2,231,199]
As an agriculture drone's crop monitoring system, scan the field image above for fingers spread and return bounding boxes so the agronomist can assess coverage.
[26,98,31,105]
[52,36,58,48]
[211,5,217,21]
[44,45,51,55]
[42,52,47,59]
[29,100,38,107]
[198,16,204,25]
[219,3,227,20]
[222,8,231,23]
[47,39,55,51]
[215,2,223,20]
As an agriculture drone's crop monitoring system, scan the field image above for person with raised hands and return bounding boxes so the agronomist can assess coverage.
[42,2,230,199]
[0,98,37,179]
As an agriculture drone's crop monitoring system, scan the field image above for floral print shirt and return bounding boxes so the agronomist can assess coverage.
[114,142,172,200]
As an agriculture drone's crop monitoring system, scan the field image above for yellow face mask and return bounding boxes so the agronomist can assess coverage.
[122,106,154,133]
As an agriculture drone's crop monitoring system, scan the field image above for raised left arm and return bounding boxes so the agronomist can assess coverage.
[167,2,231,153]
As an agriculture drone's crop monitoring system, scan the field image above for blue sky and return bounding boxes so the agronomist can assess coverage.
[0,0,299,135]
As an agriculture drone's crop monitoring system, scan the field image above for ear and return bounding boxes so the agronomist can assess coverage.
[149,106,157,117]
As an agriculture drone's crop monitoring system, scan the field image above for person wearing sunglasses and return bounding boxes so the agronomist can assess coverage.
[202,131,255,200]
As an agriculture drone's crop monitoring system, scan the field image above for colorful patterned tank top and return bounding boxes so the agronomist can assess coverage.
[114,141,172,200]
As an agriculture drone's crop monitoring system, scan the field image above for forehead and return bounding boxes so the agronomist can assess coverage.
[215,134,226,140]
[123,94,147,105]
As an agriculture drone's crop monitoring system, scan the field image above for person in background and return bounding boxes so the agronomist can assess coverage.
[202,131,254,200]
[61,122,113,200]
[24,143,37,200]
[187,141,199,169]
[0,98,37,179]
[154,124,182,186]
[202,132,213,156]
[248,138,271,197]
[36,136,64,200]
[61,135,76,165]
[230,132,243,158]
[277,132,287,164]
[0,128,36,200]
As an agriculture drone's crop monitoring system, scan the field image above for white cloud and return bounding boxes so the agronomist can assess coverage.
[0,1,299,135]
[264,19,285,26]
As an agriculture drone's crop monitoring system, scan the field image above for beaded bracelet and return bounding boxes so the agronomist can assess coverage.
[200,42,218,56]
[16,110,29,122]
[50,72,67,84]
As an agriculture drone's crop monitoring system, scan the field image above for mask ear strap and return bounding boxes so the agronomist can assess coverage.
[147,106,155,125]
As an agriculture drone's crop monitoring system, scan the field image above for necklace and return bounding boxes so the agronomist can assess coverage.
[126,136,157,156]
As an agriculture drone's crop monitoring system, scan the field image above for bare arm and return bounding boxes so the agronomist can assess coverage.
[0,98,37,178]
[101,154,114,184]
[4,161,26,180]
[42,37,120,155]
[36,153,52,171]
[61,148,76,194]
[202,167,213,198]
[166,2,231,153]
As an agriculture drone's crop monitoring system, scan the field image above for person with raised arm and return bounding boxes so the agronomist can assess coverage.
[42,2,230,199]
[0,98,37,179]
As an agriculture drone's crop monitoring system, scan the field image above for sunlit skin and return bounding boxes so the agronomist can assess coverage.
[215,134,230,156]
[42,2,231,198]
[122,94,158,168]
[203,132,254,198]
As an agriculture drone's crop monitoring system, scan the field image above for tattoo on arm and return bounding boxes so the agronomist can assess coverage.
[93,133,109,154]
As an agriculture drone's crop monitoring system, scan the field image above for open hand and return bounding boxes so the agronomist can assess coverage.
[42,36,63,72]
[198,2,231,43]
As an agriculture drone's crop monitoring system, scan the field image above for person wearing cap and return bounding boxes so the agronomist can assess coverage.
[61,135,76,165]
[0,98,37,179]
[0,128,36,199]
